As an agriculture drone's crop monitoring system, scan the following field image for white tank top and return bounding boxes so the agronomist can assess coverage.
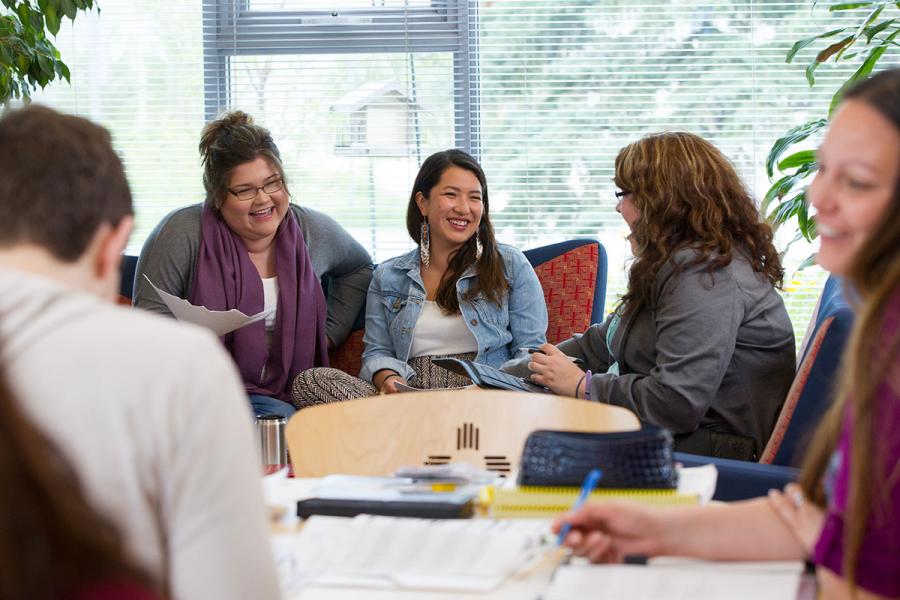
[409,300,478,358]
[261,276,279,332]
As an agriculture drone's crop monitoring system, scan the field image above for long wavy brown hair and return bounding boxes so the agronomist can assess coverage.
[799,68,900,593]
[614,132,783,317]
[406,149,508,314]
[0,365,156,599]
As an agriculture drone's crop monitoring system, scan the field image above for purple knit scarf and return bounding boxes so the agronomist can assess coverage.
[190,205,328,401]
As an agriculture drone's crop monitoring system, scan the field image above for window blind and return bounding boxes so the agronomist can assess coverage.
[23,0,883,340]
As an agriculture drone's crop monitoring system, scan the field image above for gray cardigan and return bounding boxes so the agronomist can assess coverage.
[505,248,796,457]
[133,203,373,347]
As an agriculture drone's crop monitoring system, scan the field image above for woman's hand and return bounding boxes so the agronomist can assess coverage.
[373,370,407,394]
[528,343,586,397]
[552,502,669,563]
[767,483,826,556]
[380,376,408,394]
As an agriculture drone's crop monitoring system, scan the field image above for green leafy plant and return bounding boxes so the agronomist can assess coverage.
[764,0,899,255]
[0,0,96,104]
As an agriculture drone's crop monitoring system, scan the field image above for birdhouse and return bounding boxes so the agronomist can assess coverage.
[331,82,422,156]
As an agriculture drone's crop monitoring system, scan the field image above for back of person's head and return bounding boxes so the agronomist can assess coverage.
[615,131,782,316]
[405,149,508,313]
[0,105,133,262]
[799,68,900,593]
[0,365,156,599]
[199,111,286,210]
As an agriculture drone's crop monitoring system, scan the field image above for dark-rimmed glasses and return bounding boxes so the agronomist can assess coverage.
[614,190,630,200]
[228,178,284,201]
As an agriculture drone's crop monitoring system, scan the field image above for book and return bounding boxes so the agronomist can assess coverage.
[486,465,717,517]
[295,475,480,519]
[487,485,699,517]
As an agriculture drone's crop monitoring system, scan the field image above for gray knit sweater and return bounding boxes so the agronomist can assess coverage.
[132,203,373,347]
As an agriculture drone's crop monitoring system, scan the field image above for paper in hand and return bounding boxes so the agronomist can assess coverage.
[143,275,271,336]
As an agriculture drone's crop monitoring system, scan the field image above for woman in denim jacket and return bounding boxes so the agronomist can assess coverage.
[292,150,547,404]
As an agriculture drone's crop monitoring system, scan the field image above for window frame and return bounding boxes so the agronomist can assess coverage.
[200,0,481,153]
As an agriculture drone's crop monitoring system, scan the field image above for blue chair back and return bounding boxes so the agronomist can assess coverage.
[767,275,854,466]
[120,254,139,300]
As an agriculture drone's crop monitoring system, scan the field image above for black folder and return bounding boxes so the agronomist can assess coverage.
[297,497,474,519]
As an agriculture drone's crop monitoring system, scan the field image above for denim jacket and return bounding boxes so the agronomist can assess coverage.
[360,243,548,384]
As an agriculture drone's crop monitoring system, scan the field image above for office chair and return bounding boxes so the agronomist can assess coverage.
[285,389,639,477]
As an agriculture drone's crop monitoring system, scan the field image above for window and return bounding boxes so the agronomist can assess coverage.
[26,0,879,339]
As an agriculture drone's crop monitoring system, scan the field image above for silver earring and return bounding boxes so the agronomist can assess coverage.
[420,219,430,269]
[474,232,483,261]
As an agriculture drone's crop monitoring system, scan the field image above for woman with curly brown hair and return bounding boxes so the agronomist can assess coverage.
[553,68,900,600]
[504,131,795,460]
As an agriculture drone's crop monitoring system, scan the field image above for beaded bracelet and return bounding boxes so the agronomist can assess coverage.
[584,370,592,401]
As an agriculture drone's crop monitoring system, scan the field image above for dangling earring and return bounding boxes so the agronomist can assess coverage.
[474,232,483,262]
[420,218,430,269]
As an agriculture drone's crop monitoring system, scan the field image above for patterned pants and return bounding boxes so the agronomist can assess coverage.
[291,352,475,409]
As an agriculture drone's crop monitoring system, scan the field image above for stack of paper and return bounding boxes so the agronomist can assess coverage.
[544,560,804,600]
[286,515,552,592]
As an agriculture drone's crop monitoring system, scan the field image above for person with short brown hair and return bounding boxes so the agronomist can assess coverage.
[0,105,281,600]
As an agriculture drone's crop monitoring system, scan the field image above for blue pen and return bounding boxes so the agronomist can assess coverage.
[556,468,603,546]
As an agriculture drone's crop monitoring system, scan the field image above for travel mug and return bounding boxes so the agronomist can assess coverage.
[256,414,288,469]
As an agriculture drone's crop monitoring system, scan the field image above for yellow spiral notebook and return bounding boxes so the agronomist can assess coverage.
[484,484,700,518]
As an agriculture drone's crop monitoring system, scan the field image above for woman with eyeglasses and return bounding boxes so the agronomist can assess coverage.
[133,111,373,418]
[554,68,900,600]
[504,131,795,460]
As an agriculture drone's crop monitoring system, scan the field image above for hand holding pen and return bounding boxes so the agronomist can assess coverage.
[556,468,603,545]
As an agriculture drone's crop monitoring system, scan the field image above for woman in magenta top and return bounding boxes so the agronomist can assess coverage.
[553,68,900,599]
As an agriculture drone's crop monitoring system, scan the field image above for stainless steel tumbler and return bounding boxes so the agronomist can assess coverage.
[256,415,288,468]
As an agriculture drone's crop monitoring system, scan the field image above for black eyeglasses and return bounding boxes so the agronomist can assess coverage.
[228,178,284,202]
[614,190,630,200]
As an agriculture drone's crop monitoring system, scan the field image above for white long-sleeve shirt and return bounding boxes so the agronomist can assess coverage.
[0,267,281,600]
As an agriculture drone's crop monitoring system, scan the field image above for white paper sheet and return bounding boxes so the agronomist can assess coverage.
[144,275,271,336]
[545,562,803,600]
[289,515,552,593]
[676,464,718,505]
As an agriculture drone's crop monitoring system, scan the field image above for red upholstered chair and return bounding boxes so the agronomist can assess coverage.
[523,239,607,344]
[329,239,608,377]
[328,329,365,377]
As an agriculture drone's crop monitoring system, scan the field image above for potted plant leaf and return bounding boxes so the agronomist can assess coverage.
[764,0,899,268]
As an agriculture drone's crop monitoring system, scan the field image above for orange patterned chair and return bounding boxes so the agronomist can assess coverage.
[329,238,608,376]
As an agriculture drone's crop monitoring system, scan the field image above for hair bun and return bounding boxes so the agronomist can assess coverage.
[199,111,255,157]
[218,110,253,128]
